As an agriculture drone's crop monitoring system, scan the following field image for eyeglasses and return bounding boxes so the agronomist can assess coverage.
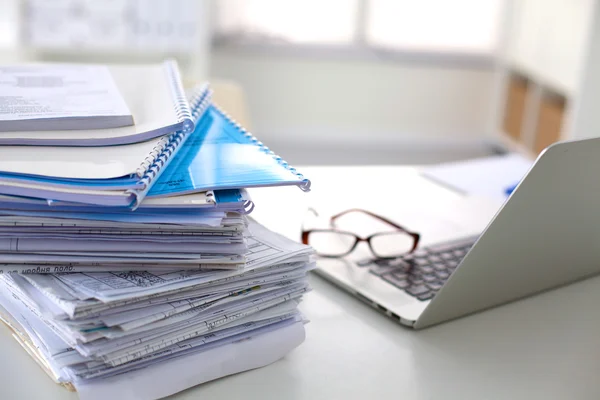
[301,208,420,259]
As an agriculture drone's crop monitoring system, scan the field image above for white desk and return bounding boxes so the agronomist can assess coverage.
[2,166,600,400]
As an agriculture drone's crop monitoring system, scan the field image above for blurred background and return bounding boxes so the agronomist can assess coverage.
[0,0,598,166]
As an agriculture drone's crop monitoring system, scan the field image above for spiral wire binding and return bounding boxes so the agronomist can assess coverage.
[134,136,172,179]
[244,200,255,214]
[164,59,194,134]
[205,190,216,205]
[128,84,213,209]
[213,105,311,192]
[135,82,211,179]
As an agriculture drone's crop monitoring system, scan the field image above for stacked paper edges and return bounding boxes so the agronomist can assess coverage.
[0,84,314,399]
[0,220,314,400]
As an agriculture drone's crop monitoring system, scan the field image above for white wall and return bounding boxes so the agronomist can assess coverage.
[569,1,600,141]
[505,0,594,96]
[210,50,497,151]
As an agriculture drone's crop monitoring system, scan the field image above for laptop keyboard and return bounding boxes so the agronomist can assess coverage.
[358,236,479,301]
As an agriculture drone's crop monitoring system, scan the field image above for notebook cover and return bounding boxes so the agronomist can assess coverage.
[147,106,310,197]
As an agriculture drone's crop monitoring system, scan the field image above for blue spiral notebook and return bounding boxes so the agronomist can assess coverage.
[147,105,311,197]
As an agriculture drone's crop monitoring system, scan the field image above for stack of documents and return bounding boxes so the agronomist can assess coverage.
[0,220,313,399]
[0,61,314,400]
[0,189,256,273]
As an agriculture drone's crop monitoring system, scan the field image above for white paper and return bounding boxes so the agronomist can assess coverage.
[77,293,305,367]
[75,321,305,400]
[0,209,230,226]
[0,65,131,122]
[0,283,70,357]
[51,221,313,301]
[0,233,242,243]
[0,237,246,254]
[66,265,305,324]
[0,252,243,267]
[0,276,305,388]
[101,280,302,329]
[421,153,534,200]
[76,314,302,380]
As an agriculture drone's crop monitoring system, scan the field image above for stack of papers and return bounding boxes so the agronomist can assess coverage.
[0,220,313,399]
[0,61,314,400]
[0,189,255,274]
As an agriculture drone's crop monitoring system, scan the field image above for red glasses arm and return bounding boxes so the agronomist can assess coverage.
[330,208,416,234]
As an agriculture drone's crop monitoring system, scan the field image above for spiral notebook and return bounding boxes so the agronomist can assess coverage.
[0,59,193,146]
[0,188,253,214]
[148,105,311,198]
[0,83,212,208]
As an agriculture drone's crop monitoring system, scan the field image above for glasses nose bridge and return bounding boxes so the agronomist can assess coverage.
[351,235,372,254]
[355,234,370,243]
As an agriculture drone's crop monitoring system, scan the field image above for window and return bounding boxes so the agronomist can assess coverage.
[215,0,359,45]
[366,0,503,54]
[215,0,505,55]
[0,0,20,49]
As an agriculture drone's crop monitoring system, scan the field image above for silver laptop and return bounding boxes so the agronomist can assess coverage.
[313,138,600,329]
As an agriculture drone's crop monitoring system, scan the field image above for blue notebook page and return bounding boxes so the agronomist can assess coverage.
[147,106,310,197]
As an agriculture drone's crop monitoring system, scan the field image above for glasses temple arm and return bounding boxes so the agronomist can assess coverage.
[330,208,416,233]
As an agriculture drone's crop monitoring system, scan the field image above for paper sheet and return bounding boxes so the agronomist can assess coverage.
[0,274,306,388]
[0,65,131,123]
[77,314,301,380]
[75,321,305,400]
[0,209,230,226]
[50,221,313,301]
[421,153,534,200]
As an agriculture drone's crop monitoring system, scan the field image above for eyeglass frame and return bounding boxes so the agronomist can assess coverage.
[301,208,421,259]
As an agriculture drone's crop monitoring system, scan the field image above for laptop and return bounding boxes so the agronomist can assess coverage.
[314,138,600,329]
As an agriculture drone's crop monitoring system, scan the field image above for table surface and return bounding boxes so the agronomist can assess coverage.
[1,166,599,400]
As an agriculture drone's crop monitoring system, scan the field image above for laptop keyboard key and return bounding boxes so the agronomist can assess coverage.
[392,272,409,280]
[436,270,450,280]
[417,292,435,301]
[381,273,410,289]
[369,264,396,276]
[426,282,443,291]
[406,285,430,296]
[409,277,424,285]
[413,257,430,266]
[428,255,442,263]
[412,249,429,258]
[419,265,434,274]
[433,263,447,271]
[453,250,466,258]
[388,258,410,269]
[401,254,415,262]
[422,274,437,282]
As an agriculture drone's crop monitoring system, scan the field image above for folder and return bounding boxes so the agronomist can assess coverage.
[148,105,311,198]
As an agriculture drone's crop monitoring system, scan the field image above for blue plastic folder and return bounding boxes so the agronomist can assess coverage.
[147,106,311,197]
